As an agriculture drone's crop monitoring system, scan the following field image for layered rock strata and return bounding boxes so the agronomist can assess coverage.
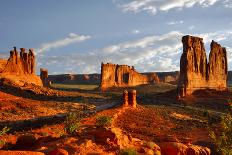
[123,89,137,108]
[0,47,42,86]
[178,35,228,96]
[100,63,159,89]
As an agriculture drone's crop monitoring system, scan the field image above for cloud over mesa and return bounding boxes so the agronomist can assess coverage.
[36,33,91,54]
[38,30,232,74]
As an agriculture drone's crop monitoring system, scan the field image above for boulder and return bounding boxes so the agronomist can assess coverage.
[159,142,188,155]
[87,127,131,149]
[187,145,211,155]
[48,148,69,155]
[15,134,37,149]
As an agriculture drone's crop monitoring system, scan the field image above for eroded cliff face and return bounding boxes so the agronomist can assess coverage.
[178,36,228,96]
[207,41,228,88]
[100,63,159,90]
[2,47,35,74]
[0,47,42,86]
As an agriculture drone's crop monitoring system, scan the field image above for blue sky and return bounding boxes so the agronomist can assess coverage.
[0,0,232,74]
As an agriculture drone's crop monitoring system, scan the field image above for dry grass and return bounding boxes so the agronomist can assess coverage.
[51,83,98,90]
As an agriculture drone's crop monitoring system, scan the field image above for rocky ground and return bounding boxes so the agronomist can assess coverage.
[0,83,231,154]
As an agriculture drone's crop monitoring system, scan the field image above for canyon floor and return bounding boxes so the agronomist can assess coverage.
[0,82,231,155]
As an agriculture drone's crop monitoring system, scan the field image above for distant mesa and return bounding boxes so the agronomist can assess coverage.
[100,62,160,90]
[0,47,42,86]
[178,35,228,97]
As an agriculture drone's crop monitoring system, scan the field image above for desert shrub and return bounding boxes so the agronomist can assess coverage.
[96,115,112,127]
[209,114,232,155]
[64,112,81,134]
[120,148,137,155]
[143,141,156,149]
[0,126,10,146]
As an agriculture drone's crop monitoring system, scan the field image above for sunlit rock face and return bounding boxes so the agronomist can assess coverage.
[100,63,159,90]
[178,35,228,97]
[0,47,42,86]
[40,68,51,87]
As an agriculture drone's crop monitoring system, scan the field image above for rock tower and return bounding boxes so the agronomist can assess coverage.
[178,35,228,97]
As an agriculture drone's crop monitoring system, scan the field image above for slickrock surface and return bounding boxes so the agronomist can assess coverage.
[100,63,159,90]
[178,35,228,96]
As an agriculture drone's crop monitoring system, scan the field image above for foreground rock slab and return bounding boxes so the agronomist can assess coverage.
[0,150,45,155]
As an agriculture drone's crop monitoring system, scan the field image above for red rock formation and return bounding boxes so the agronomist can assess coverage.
[160,142,211,155]
[164,74,179,84]
[40,68,51,87]
[123,89,137,108]
[128,90,137,108]
[0,47,42,86]
[100,63,159,89]
[178,36,228,97]
[207,41,228,88]
[123,90,129,107]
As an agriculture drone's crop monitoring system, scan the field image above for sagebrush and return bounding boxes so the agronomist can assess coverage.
[209,114,232,155]
[96,115,112,127]
[64,112,81,134]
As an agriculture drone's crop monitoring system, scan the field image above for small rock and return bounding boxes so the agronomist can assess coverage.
[159,142,188,155]
[15,134,37,149]
[48,148,69,155]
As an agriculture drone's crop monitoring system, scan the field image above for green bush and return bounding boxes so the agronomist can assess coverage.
[64,112,81,134]
[120,148,137,155]
[143,141,156,149]
[209,114,232,155]
[0,127,10,146]
[96,115,112,127]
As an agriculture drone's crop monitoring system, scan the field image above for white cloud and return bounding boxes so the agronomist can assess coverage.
[196,30,232,44]
[167,20,184,25]
[188,25,195,30]
[225,46,232,63]
[223,0,232,8]
[38,30,232,74]
[116,0,230,15]
[36,33,91,54]
[132,29,140,34]
[39,31,183,74]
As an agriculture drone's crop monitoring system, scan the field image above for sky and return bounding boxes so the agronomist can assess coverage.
[0,0,232,74]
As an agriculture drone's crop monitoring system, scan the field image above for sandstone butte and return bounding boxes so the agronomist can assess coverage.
[0,47,42,86]
[100,62,160,90]
[178,35,228,97]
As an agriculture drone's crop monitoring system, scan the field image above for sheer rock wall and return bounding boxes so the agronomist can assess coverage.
[178,36,228,96]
